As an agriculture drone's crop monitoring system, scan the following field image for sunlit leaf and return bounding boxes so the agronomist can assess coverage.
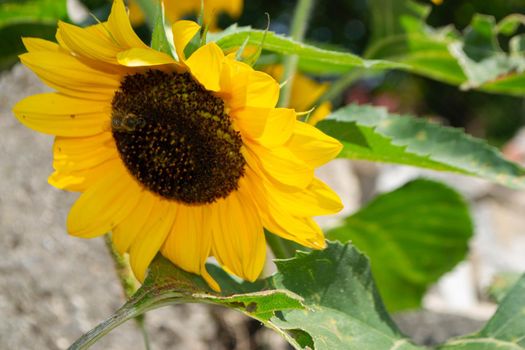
[438,274,525,350]
[450,14,525,90]
[327,179,473,311]
[317,104,525,189]
[270,243,422,350]
[211,25,404,73]
[366,0,525,96]
[69,243,422,350]
[0,0,68,70]
[150,1,172,56]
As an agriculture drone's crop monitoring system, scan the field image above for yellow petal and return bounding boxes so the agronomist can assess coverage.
[256,108,296,147]
[266,178,343,217]
[232,106,269,140]
[161,205,217,291]
[106,0,148,50]
[49,158,119,192]
[67,165,143,238]
[19,51,120,100]
[286,121,342,167]
[116,47,176,67]
[264,212,326,249]
[243,168,326,249]
[50,0,150,73]
[211,187,266,282]
[112,191,157,254]
[57,21,121,64]
[13,93,110,136]
[172,20,201,61]
[233,107,295,146]
[52,132,117,172]
[185,43,224,91]
[218,58,249,109]
[221,59,279,110]
[244,142,314,189]
[22,37,60,53]
[244,68,280,109]
[129,200,177,282]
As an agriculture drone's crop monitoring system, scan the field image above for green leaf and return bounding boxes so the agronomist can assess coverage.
[149,1,172,56]
[496,14,525,36]
[68,255,304,350]
[368,0,430,43]
[70,242,422,350]
[270,242,422,350]
[0,0,66,26]
[365,0,525,96]
[327,179,473,311]
[438,274,525,350]
[0,0,68,70]
[487,272,522,304]
[211,25,404,73]
[450,14,525,90]
[317,104,525,189]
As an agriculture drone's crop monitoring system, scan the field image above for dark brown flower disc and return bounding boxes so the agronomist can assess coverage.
[111,70,245,205]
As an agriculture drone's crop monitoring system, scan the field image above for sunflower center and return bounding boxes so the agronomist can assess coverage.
[111,70,245,205]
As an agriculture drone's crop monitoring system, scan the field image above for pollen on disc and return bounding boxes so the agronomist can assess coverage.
[111,70,245,205]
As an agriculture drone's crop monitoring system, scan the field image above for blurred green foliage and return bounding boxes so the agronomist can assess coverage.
[237,0,525,146]
[0,0,68,70]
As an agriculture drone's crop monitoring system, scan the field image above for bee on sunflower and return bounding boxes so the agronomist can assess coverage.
[13,0,343,291]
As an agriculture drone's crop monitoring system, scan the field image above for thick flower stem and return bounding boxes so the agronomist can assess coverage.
[68,300,140,350]
[103,235,151,350]
[104,235,140,298]
[278,0,316,108]
[316,69,365,106]
[265,231,295,259]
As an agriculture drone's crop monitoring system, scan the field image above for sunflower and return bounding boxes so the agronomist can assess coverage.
[13,0,342,291]
[129,0,243,31]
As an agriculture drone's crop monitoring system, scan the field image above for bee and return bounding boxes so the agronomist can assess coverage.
[111,111,146,132]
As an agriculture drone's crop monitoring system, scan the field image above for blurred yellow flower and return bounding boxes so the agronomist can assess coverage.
[265,65,332,125]
[129,0,243,31]
[14,0,342,290]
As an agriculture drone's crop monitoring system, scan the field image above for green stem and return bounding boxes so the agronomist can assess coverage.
[136,317,152,350]
[103,235,151,350]
[104,235,140,299]
[315,69,364,106]
[265,231,296,259]
[278,0,316,108]
[68,292,200,350]
[134,0,157,30]
[68,302,139,350]
[314,28,393,108]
